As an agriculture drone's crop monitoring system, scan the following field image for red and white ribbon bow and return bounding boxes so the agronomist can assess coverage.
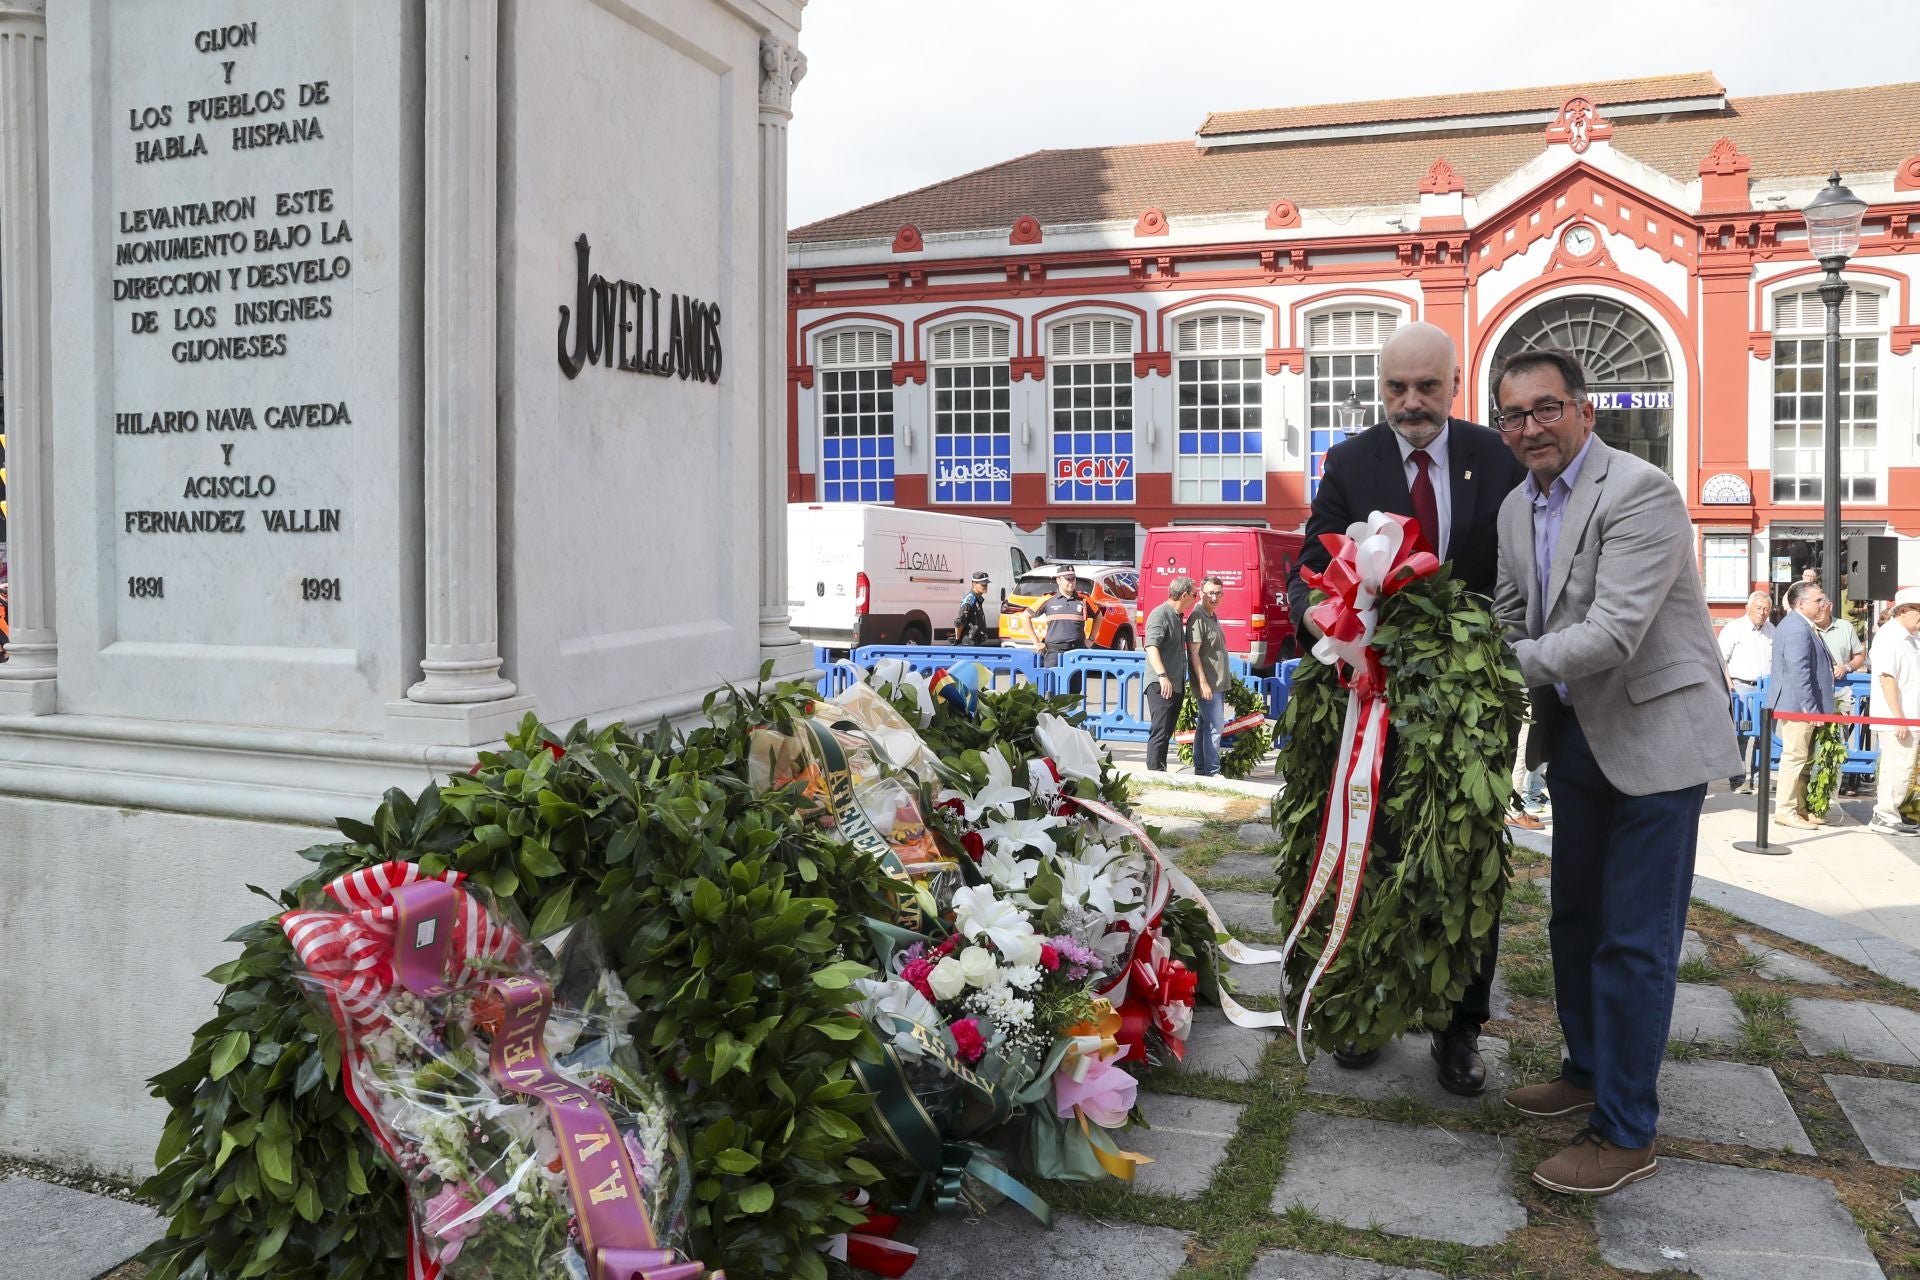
[1281,512,1439,1058]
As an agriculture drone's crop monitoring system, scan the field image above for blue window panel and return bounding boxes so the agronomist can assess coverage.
[1052,478,1072,501]
[1113,431,1132,452]
[858,460,874,479]
[991,481,1011,503]
[1179,432,1198,455]
[1243,430,1262,453]
[1221,431,1241,454]
[822,438,839,460]
[1200,433,1218,456]
[1221,479,1241,502]
[1244,480,1264,503]
[878,439,893,459]
[1310,429,1333,451]
[1074,433,1092,455]
[1113,479,1134,502]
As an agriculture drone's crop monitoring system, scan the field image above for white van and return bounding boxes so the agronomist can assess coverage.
[787,503,1032,652]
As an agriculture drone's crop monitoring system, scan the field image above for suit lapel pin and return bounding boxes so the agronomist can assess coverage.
[1464,470,1473,480]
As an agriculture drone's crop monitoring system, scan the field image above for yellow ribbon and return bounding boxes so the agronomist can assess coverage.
[1057,1000,1151,1181]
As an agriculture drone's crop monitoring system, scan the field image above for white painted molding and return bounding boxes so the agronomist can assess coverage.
[757,37,808,669]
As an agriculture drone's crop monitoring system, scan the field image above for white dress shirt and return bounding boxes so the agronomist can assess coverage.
[1394,424,1452,558]
[1717,615,1775,684]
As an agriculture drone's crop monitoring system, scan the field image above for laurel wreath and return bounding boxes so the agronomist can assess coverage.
[1267,571,1523,1053]
[1803,722,1851,817]
[1175,676,1273,779]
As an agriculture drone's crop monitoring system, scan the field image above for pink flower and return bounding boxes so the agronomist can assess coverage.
[899,956,937,1001]
[950,1018,986,1065]
[423,1183,485,1261]
[1039,944,1060,972]
[1055,1055,1137,1129]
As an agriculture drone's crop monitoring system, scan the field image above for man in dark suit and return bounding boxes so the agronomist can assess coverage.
[1285,321,1528,1095]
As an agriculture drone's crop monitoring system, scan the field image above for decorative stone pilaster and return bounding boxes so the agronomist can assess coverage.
[389,0,534,743]
[0,0,55,715]
[757,38,809,670]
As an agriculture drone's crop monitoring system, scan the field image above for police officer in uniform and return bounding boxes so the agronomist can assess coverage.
[1027,564,1094,667]
[953,570,993,646]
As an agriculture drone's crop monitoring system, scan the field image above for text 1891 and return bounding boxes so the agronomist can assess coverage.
[127,576,165,598]
[300,577,341,602]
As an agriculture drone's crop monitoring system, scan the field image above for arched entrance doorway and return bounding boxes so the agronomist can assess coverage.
[1489,296,1674,475]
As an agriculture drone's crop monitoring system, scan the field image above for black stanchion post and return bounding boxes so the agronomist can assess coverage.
[1733,707,1782,855]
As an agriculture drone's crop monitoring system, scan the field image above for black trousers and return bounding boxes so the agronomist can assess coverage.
[1144,677,1185,771]
[1454,930,1499,1033]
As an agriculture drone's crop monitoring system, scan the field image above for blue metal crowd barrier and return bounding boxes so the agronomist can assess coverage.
[1732,675,1880,780]
[845,645,1052,695]
[1054,651,1152,741]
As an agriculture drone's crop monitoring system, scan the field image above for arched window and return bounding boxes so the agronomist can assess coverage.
[1307,308,1400,497]
[1769,287,1884,504]
[1047,318,1134,503]
[816,327,895,503]
[929,323,1011,505]
[1489,296,1673,475]
[1174,314,1265,504]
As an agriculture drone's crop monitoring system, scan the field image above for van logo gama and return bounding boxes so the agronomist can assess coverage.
[897,535,950,573]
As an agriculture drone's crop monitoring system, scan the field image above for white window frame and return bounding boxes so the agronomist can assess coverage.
[1173,311,1267,505]
[1769,288,1885,506]
[1045,317,1136,506]
[929,322,1012,505]
[1305,306,1403,498]
[815,326,897,504]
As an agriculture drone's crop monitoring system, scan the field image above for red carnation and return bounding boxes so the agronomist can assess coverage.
[933,936,960,958]
[899,957,937,1001]
[1040,944,1060,971]
[950,1017,985,1065]
[960,831,985,862]
[938,796,966,815]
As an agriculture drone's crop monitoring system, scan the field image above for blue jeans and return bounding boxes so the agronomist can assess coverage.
[1547,711,1704,1149]
[1193,691,1225,776]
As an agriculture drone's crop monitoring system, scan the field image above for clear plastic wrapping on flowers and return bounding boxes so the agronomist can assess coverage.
[294,909,695,1279]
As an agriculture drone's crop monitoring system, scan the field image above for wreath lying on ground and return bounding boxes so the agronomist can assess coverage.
[1803,722,1850,817]
[1268,571,1523,1055]
[1174,676,1273,779]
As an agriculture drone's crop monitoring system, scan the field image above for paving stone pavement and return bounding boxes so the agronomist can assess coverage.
[1135,788,1241,817]
[1304,1034,1513,1112]
[1236,821,1280,846]
[1909,1197,1920,1230]
[1656,1059,1814,1154]
[1822,1074,1920,1169]
[1247,1251,1445,1280]
[1487,968,1512,1020]
[1145,813,1209,846]
[907,1209,1190,1279]
[1228,957,1288,999]
[1791,997,1920,1066]
[0,1178,163,1280]
[1736,932,1852,985]
[1270,1113,1526,1247]
[1125,1092,1244,1198]
[1682,928,1709,965]
[1669,981,1745,1044]
[1595,1158,1885,1279]
[1206,889,1279,936]
[1179,1005,1275,1081]
[1206,852,1273,882]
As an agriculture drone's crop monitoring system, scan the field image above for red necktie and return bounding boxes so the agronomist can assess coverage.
[1410,449,1440,556]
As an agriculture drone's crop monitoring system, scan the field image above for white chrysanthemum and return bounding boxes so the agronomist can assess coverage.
[1001,964,1043,992]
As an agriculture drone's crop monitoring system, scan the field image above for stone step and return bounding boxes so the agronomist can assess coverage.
[1122,1092,1245,1198]
[0,1177,162,1280]
[1304,1034,1513,1112]
[1736,934,1851,985]
[1823,1073,1920,1169]
[905,1208,1189,1280]
[1792,997,1920,1066]
[1656,1059,1814,1155]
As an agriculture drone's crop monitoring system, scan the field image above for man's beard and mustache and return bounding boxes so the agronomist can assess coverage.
[1390,406,1445,446]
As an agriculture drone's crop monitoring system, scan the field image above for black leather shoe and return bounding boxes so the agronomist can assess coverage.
[1332,1045,1381,1070]
[1431,1029,1487,1096]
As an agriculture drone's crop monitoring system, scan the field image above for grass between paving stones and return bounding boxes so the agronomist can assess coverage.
[1116,800,1920,1276]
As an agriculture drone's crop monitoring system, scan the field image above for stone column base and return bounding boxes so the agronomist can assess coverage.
[385,694,539,746]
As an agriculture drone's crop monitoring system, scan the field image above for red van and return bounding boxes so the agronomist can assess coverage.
[1135,526,1304,673]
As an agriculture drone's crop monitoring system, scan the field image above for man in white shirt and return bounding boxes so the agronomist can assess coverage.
[1868,588,1920,835]
[1718,591,1774,792]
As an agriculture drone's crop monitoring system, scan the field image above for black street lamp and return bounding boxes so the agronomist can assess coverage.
[1337,392,1369,438]
[1802,171,1869,597]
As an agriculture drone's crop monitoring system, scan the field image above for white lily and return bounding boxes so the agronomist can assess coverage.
[951,885,1045,966]
[1056,857,1119,916]
[978,845,1036,893]
[936,745,1030,822]
[1035,713,1105,781]
[853,976,943,1030]
[982,812,1061,860]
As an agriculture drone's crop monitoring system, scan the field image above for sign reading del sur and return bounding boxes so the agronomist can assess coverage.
[556,234,722,383]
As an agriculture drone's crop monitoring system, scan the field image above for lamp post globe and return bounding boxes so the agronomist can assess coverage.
[1803,171,1868,600]
[1337,392,1369,438]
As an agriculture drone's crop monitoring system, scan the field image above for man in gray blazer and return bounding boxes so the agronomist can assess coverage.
[1489,348,1740,1197]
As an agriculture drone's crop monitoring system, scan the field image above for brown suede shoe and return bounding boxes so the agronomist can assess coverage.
[1531,1127,1657,1195]
[1504,1076,1596,1118]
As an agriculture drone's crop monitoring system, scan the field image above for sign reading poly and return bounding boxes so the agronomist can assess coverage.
[1053,457,1132,484]
[1587,390,1671,411]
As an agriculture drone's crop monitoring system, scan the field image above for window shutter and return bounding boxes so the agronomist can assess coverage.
[931,323,1010,363]
[819,327,893,366]
[1307,308,1399,350]
[1774,289,1886,332]
[1051,318,1131,359]
[1175,314,1262,353]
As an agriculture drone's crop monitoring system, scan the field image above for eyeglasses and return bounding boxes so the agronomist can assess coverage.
[1493,399,1574,433]
[1202,590,1223,599]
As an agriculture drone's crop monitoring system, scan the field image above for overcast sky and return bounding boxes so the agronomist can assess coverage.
[788,0,1920,228]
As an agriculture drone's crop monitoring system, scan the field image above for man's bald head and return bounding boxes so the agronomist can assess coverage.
[1378,321,1460,449]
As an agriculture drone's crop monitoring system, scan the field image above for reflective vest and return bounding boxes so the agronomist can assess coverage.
[1032,592,1091,650]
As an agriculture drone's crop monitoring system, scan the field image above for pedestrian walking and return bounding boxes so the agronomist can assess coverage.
[1490,346,1741,1195]
[953,571,993,646]
[1868,588,1920,835]
[1769,580,1837,830]
[1027,565,1093,667]
[1143,577,1195,772]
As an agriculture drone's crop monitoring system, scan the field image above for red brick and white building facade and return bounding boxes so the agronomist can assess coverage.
[786,74,1920,613]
